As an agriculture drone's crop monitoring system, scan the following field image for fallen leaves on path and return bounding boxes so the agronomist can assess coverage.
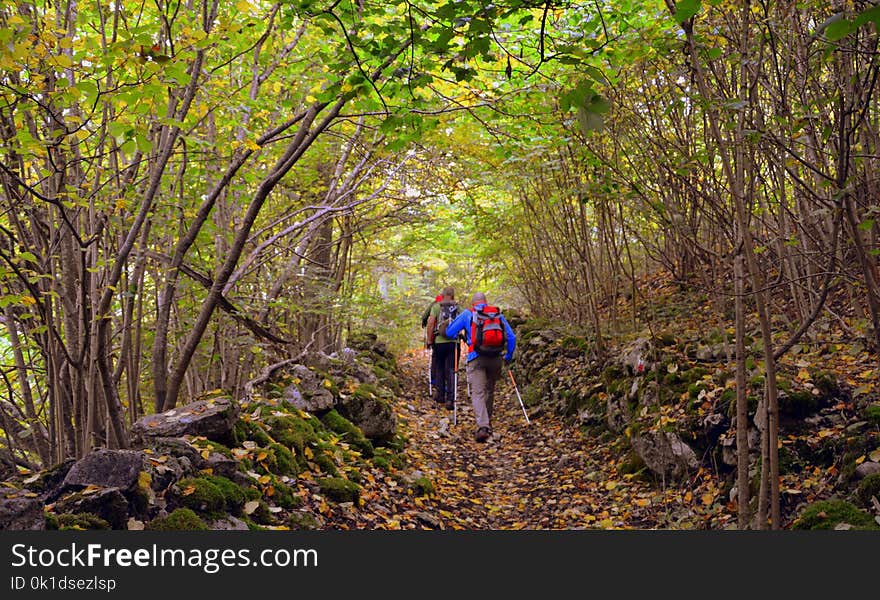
[320,352,725,530]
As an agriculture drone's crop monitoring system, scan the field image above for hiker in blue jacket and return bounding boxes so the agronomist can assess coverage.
[444,292,516,442]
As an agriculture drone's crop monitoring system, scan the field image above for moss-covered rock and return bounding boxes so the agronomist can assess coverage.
[233,420,272,446]
[190,439,235,459]
[778,391,820,419]
[46,512,111,530]
[856,473,880,507]
[321,410,374,457]
[317,477,361,503]
[253,443,298,477]
[265,415,318,453]
[265,477,301,509]
[175,475,247,515]
[308,450,338,476]
[146,508,209,531]
[864,404,880,426]
[372,447,404,470]
[409,475,435,496]
[372,455,391,471]
[618,451,647,476]
[792,500,879,530]
[287,510,319,530]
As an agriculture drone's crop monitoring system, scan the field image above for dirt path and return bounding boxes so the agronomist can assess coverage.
[329,351,674,530]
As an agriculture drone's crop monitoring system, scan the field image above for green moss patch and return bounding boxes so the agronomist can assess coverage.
[321,410,374,457]
[317,477,361,503]
[176,475,247,515]
[856,473,880,507]
[265,415,318,453]
[792,500,879,530]
[46,512,111,530]
[147,508,209,531]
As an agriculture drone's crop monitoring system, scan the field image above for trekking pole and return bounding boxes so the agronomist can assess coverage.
[507,369,531,425]
[462,340,470,400]
[453,345,459,426]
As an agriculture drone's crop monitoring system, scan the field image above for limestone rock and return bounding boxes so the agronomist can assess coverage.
[132,396,238,443]
[631,432,699,480]
[0,488,44,530]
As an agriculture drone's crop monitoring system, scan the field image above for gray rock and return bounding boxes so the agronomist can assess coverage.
[631,432,699,480]
[284,365,335,413]
[721,436,737,467]
[211,516,249,530]
[695,346,714,361]
[338,390,396,439]
[132,396,239,442]
[415,511,442,529]
[606,394,631,433]
[63,449,145,491]
[620,337,652,375]
[0,488,45,530]
[340,348,358,364]
[142,437,204,465]
[55,488,129,529]
[855,461,880,479]
[206,452,239,479]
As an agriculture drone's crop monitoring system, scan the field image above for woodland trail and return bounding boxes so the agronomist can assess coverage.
[346,351,671,530]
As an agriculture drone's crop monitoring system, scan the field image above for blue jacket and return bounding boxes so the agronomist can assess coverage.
[444,304,516,363]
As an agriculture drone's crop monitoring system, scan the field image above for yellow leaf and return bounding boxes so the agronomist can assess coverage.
[855,455,866,465]
[701,492,715,506]
[304,447,314,460]
[870,449,880,463]
[797,369,811,382]
[182,485,196,496]
[257,451,268,461]
[684,491,693,503]
[634,498,650,507]
[258,475,271,484]
[605,481,617,491]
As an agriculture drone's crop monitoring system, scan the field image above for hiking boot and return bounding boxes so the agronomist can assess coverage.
[444,400,454,410]
[475,427,491,443]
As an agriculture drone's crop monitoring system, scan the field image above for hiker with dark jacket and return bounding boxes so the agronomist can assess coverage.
[444,292,516,442]
[426,287,460,409]
[421,294,442,397]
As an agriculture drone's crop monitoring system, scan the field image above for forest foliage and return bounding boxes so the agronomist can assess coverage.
[2,0,880,530]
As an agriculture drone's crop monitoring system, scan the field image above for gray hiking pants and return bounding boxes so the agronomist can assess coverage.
[466,355,503,429]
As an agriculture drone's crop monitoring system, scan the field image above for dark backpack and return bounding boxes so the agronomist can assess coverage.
[434,300,459,337]
[471,305,506,356]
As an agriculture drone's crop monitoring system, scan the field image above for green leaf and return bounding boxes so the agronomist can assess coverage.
[576,105,604,134]
[858,219,874,232]
[706,47,723,60]
[674,0,701,24]
[824,19,853,42]
[855,6,880,28]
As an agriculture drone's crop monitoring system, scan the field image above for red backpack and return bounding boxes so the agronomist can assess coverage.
[470,305,506,356]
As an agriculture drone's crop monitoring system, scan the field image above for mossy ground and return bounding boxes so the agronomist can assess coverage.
[46,512,111,530]
[147,508,209,531]
[792,500,880,530]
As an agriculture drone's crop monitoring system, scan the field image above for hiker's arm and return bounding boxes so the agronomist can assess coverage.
[444,310,468,340]
[420,303,432,327]
[426,315,437,346]
[503,317,516,362]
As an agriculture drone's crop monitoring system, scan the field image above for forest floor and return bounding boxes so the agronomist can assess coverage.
[320,351,700,530]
